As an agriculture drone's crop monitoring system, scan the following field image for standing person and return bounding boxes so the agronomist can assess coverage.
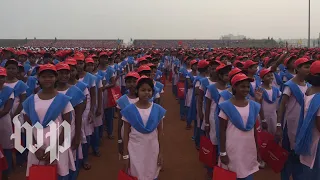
[276,58,312,180]
[204,64,231,179]
[116,72,140,157]
[193,60,210,149]
[219,73,262,180]
[4,59,28,167]
[185,60,198,130]
[137,65,161,104]
[84,57,103,157]
[55,62,86,180]
[65,58,89,171]
[280,56,297,91]
[0,67,14,180]
[121,76,165,180]
[23,64,75,180]
[259,69,281,135]
[243,60,261,99]
[295,61,320,179]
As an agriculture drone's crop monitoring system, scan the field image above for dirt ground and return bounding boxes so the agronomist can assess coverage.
[9,82,281,180]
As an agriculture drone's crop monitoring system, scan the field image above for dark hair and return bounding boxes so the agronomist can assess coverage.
[125,76,138,83]
[139,70,151,76]
[198,67,208,73]
[18,66,25,73]
[306,74,320,86]
[135,78,154,97]
[217,66,231,81]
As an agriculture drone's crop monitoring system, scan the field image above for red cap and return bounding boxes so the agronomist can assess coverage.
[18,51,28,56]
[243,60,258,69]
[125,71,140,79]
[259,68,272,78]
[263,57,273,66]
[198,60,209,68]
[137,65,151,73]
[85,57,94,64]
[99,52,108,57]
[310,61,320,75]
[146,63,156,67]
[56,63,70,71]
[65,58,77,66]
[136,75,151,85]
[190,60,198,66]
[137,57,147,63]
[228,67,242,79]
[216,64,231,72]
[284,56,297,66]
[74,53,85,61]
[0,67,7,76]
[231,73,253,87]
[294,58,311,68]
[39,64,57,73]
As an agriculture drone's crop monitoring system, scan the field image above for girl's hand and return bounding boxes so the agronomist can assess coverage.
[220,155,229,165]
[254,88,263,103]
[122,158,130,173]
[275,127,283,144]
[157,153,164,167]
[35,148,45,161]
[71,136,81,150]
[95,109,102,117]
[204,124,210,136]
[261,122,268,131]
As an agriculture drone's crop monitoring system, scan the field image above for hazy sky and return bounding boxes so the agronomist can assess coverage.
[0,0,319,42]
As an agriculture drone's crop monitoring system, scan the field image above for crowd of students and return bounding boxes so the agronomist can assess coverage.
[0,46,319,180]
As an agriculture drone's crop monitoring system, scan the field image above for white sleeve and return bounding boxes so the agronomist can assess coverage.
[84,88,89,96]
[98,80,103,88]
[9,92,14,99]
[283,86,291,96]
[155,92,160,98]
[218,110,228,120]
[63,102,74,114]
[195,81,200,88]
[205,90,211,99]
[122,116,128,122]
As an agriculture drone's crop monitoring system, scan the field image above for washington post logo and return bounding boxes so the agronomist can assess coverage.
[10,115,71,163]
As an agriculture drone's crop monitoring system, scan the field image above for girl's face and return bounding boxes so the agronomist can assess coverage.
[18,55,28,63]
[6,64,18,78]
[137,83,153,101]
[219,73,229,83]
[0,76,6,86]
[85,63,95,73]
[287,59,296,69]
[57,70,70,83]
[125,78,137,91]
[17,70,25,80]
[220,57,228,64]
[29,56,36,63]
[76,61,85,71]
[297,63,311,76]
[70,66,78,79]
[38,71,57,89]
[93,57,99,67]
[191,64,197,71]
[99,57,107,65]
[150,68,156,79]
[248,65,258,74]
[263,72,274,84]
[235,80,250,97]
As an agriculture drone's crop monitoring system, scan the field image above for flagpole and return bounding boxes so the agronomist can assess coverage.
[308,0,311,48]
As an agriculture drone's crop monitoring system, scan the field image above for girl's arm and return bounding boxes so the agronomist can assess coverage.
[197,88,204,120]
[90,87,97,115]
[316,116,320,133]
[0,99,13,119]
[117,108,123,141]
[103,77,116,90]
[187,78,193,88]
[60,112,72,146]
[275,94,289,142]
[96,87,102,116]
[122,121,131,157]
[271,53,288,72]
[13,93,26,117]
[219,117,228,153]
[204,97,211,133]
[73,102,85,149]
[157,120,164,157]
